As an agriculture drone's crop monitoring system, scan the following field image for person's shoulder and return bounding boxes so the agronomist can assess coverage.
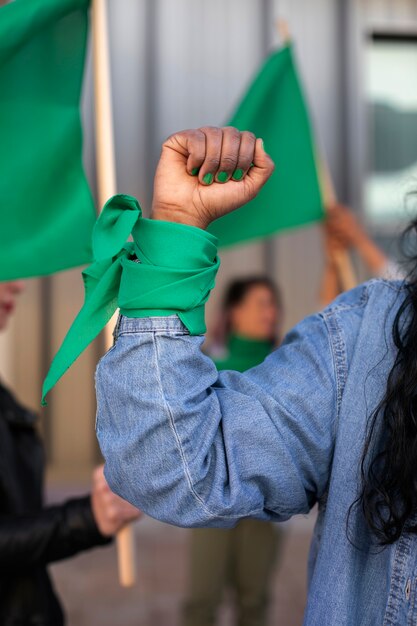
[322,278,407,317]
[319,279,408,365]
[280,279,407,360]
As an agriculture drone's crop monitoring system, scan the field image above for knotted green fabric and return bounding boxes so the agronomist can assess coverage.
[42,194,220,404]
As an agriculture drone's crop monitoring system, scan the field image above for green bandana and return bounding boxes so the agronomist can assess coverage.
[214,335,273,373]
[42,194,219,404]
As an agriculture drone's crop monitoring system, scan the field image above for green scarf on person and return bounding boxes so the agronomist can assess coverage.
[214,335,273,373]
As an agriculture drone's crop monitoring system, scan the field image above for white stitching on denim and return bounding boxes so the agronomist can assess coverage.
[152,333,265,521]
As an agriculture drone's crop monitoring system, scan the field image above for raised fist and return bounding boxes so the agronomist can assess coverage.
[151,126,274,230]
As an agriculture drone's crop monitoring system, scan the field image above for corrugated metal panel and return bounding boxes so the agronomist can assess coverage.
[265,0,341,328]
[108,0,149,201]
[154,0,264,137]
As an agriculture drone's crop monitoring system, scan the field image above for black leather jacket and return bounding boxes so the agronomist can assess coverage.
[0,383,110,626]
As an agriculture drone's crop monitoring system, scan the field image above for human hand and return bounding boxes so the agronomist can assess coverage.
[151,126,274,229]
[325,203,365,249]
[91,465,142,537]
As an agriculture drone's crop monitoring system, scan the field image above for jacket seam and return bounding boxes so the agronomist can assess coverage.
[119,327,190,336]
[322,282,371,418]
[317,288,369,506]
[152,334,270,521]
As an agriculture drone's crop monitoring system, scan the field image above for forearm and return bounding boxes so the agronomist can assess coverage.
[354,233,387,275]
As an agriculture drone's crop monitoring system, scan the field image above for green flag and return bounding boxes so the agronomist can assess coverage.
[0,0,95,280]
[208,44,324,248]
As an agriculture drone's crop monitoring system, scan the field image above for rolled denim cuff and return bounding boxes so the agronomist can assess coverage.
[115,315,189,338]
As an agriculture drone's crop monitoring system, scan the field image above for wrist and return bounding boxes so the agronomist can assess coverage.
[150,204,209,231]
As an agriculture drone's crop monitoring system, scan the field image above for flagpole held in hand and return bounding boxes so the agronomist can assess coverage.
[92,0,137,588]
[317,154,357,293]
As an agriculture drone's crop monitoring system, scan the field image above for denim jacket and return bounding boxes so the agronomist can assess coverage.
[96,278,417,626]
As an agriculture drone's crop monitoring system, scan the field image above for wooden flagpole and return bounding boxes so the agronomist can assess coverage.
[317,154,357,291]
[277,19,357,294]
[92,0,137,588]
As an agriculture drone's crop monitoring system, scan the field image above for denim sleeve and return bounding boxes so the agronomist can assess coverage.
[95,312,338,528]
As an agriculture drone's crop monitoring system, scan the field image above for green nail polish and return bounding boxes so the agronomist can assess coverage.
[217,171,228,183]
[232,168,244,181]
[203,172,213,185]
[191,167,200,176]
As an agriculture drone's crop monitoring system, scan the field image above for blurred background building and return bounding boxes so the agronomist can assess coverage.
[1,0,417,623]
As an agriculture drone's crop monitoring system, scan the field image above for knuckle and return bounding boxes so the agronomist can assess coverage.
[200,125,221,134]
[93,483,104,496]
[164,128,192,144]
[201,127,222,143]
[190,128,205,141]
[237,155,252,170]
[107,505,118,522]
[205,156,220,168]
[224,128,241,147]
[191,148,205,160]
[164,131,178,143]
[220,155,238,168]
[98,480,108,491]
[242,130,256,143]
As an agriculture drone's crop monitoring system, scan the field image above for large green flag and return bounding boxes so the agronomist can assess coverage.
[208,44,324,248]
[0,0,95,280]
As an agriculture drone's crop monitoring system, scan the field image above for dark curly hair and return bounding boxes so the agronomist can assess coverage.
[356,218,417,545]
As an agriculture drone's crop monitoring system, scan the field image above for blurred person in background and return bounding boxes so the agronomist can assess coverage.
[183,276,284,626]
[0,280,141,626]
[323,204,404,291]
[320,203,405,306]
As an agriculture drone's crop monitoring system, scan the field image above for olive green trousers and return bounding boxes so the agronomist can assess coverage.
[182,519,282,626]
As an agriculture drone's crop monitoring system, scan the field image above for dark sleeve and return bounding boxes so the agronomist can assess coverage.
[0,495,111,572]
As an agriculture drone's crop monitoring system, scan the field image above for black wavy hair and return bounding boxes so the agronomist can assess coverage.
[356,219,417,544]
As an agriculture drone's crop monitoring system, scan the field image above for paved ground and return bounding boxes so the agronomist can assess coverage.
[49,483,315,626]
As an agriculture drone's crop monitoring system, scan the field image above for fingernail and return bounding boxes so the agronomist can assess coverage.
[217,171,229,183]
[202,172,213,185]
[260,139,265,150]
[232,168,244,181]
[191,167,200,176]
